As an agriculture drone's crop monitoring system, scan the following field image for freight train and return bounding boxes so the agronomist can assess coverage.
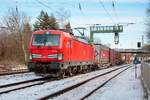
[28,30,122,77]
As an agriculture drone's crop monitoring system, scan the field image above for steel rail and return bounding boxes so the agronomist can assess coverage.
[0,77,48,88]
[0,77,52,94]
[81,66,130,100]
[0,70,29,76]
[39,65,131,100]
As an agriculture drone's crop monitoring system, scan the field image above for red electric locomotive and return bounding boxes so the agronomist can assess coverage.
[28,30,94,76]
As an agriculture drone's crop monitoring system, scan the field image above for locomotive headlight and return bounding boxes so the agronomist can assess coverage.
[32,54,42,58]
[57,53,63,60]
[48,54,57,58]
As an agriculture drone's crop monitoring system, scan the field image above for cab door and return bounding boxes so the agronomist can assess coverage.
[67,40,72,63]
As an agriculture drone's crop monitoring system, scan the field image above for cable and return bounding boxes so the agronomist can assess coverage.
[36,0,52,10]
[35,0,73,29]
[98,0,116,24]
[112,0,120,23]
[79,3,82,11]
[35,0,63,19]
[35,0,70,18]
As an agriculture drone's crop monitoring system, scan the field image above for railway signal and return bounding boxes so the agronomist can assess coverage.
[90,25,123,44]
[137,42,141,48]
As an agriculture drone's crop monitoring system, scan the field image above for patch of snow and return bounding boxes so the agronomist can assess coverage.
[0,64,129,100]
[0,72,42,86]
[51,67,128,100]
[0,81,44,93]
[86,64,143,100]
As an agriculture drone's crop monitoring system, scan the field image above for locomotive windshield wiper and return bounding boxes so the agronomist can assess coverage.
[43,37,48,46]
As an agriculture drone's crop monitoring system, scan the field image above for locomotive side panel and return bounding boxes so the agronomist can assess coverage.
[69,38,94,65]
[62,37,94,67]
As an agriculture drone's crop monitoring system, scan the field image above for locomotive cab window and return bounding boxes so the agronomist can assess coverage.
[32,33,60,46]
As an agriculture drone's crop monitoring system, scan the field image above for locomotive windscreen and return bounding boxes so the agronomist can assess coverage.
[32,33,60,46]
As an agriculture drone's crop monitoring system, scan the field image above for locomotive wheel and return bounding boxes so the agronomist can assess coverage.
[60,70,66,78]
[77,66,81,74]
[83,65,88,73]
[68,67,73,76]
[72,67,77,75]
[78,66,83,74]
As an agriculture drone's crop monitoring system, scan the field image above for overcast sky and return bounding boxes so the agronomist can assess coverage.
[0,0,149,49]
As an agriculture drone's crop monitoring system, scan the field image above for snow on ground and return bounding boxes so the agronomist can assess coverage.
[0,64,129,100]
[51,66,128,100]
[86,64,144,100]
[0,72,42,86]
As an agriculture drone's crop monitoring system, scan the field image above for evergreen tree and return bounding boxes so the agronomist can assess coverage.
[50,14,59,29]
[33,10,59,31]
[64,22,72,33]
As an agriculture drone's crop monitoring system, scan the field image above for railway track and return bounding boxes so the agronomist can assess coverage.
[0,77,52,94]
[0,72,44,86]
[39,65,131,100]
[81,67,130,100]
[0,69,29,76]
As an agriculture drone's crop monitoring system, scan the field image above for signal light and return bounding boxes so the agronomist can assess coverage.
[137,42,141,48]
[114,33,119,44]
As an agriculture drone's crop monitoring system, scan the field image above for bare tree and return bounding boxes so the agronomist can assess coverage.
[64,22,72,33]
[55,8,71,29]
[143,2,150,52]
[2,8,32,64]
[146,2,150,43]
[22,18,32,64]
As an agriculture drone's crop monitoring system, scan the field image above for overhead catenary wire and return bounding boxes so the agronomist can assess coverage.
[34,0,73,29]
[35,0,73,18]
[79,3,82,11]
[35,0,66,19]
[78,0,82,11]
[112,0,120,23]
[34,0,90,26]
[36,0,52,10]
[98,0,116,24]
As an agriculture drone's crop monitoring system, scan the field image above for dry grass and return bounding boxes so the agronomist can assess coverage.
[0,61,27,72]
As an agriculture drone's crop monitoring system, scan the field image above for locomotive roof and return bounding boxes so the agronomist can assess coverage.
[32,30,72,37]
